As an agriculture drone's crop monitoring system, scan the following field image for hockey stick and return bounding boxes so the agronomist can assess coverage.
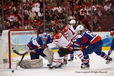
[11,37,33,73]
[73,47,81,51]
[13,49,28,56]
[12,49,28,73]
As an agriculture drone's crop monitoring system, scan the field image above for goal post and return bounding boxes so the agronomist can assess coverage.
[0,29,38,69]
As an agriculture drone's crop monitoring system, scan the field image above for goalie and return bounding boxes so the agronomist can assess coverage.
[15,32,53,69]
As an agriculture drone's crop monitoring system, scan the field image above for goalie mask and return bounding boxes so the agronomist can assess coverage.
[41,32,48,41]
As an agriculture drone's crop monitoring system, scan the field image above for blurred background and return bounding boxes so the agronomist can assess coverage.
[0,0,114,35]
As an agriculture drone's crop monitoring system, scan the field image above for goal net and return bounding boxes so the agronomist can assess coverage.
[0,29,38,69]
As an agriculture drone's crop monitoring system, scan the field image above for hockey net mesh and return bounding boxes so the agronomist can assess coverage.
[0,29,38,69]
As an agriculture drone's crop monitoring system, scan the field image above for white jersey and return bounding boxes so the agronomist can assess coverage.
[52,32,72,48]
[32,2,40,12]
[62,24,78,41]
[33,2,40,8]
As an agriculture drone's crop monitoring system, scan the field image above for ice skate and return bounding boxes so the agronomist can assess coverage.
[68,59,73,61]
[81,64,90,69]
[48,63,63,69]
[63,59,67,64]
[47,64,52,67]
[106,57,113,64]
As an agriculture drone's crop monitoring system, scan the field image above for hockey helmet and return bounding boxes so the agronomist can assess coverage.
[69,20,76,25]
[41,32,47,38]
[75,25,84,32]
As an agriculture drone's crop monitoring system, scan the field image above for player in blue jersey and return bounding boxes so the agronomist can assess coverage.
[108,27,114,56]
[72,25,113,69]
[27,32,52,60]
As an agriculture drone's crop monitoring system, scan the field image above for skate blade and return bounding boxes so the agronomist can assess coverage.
[106,59,113,64]
[81,67,89,70]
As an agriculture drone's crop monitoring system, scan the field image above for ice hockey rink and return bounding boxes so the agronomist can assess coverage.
[0,50,114,76]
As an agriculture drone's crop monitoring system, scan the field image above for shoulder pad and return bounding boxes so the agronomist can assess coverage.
[54,32,62,39]
[62,26,68,32]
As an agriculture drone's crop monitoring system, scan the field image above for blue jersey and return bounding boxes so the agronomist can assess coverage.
[73,31,101,49]
[27,34,51,50]
[36,34,51,45]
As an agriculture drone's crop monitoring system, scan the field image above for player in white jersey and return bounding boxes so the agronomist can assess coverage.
[62,20,76,40]
[47,28,75,69]
[62,20,84,61]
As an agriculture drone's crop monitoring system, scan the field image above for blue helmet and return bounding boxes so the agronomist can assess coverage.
[41,32,47,38]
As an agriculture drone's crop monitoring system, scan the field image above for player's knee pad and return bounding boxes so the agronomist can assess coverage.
[84,55,89,59]
[58,48,71,57]
[19,58,43,68]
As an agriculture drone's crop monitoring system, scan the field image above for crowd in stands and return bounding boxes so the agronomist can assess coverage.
[0,0,114,33]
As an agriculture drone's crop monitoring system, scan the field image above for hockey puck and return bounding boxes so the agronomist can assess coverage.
[12,70,14,73]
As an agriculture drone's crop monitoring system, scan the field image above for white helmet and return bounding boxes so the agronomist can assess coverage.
[76,25,84,32]
[69,20,76,25]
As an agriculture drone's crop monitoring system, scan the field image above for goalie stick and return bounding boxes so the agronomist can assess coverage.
[11,37,33,73]
[12,50,27,73]
[13,50,28,56]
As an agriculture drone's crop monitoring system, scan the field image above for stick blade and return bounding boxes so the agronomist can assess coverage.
[13,50,24,56]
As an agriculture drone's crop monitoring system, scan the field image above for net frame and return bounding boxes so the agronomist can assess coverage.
[7,29,38,69]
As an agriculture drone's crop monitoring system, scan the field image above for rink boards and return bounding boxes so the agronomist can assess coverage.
[11,46,110,58]
[3,31,113,58]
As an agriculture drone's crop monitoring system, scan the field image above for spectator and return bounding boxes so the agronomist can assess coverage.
[29,10,36,22]
[92,15,101,31]
[32,0,42,17]
[7,11,17,22]
[104,1,112,11]
[80,15,91,31]
[24,11,29,26]
[0,0,113,31]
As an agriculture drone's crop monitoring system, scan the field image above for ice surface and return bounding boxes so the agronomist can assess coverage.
[0,51,114,76]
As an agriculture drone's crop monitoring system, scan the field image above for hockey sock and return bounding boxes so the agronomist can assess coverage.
[70,51,74,59]
[70,54,74,59]
[101,52,108,60]
[108,49,113,56]
[75,51,84,60]
[83,55,89,65]
[53,59,62,66]
[52,52,62,67]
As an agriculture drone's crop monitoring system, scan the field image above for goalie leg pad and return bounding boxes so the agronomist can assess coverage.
[19,58,43,69]
[58,48,71,57]
[43,48,54,64]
